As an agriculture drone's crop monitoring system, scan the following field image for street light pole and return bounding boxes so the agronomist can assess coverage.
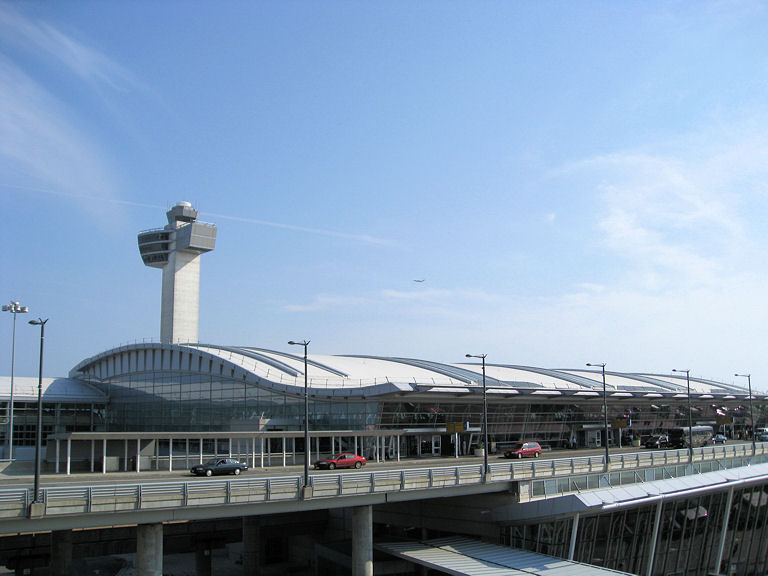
[673,369,693,462]
[465,354,488,475]
[28,318,47,503]
[288,340,310,490]
[735,373,756,455]
[2,301,28,461]
[587,363,609,471]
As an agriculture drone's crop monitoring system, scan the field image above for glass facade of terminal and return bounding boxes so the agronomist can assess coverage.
[506,481,768,576]
[0,400,104,446]
[95,372,379,432]
[87,371,759,454]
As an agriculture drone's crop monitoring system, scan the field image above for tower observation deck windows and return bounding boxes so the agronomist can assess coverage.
[137,229,171,266]
[139,243,170,254]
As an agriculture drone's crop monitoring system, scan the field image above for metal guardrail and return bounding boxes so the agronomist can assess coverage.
[1,444,766,521]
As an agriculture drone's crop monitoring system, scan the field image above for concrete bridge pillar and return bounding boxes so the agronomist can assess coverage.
[136,523,163,576]
[352,505,373,576]
[50,529,73,576]
[194,547,212,576]
[242,516,264,574]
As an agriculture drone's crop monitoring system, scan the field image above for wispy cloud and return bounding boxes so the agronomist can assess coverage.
[0,59,119,211]
[0,4,396,247]
[0,4,141,225]
[0,2,141,91]
[512,120,768,379]
[564,125,768,291]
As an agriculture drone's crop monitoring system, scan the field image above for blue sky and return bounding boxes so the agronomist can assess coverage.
[2,1,768,389]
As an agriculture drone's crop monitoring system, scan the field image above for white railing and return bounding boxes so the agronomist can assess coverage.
[1,444,765,521]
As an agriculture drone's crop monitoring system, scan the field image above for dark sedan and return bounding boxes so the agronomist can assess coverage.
[190,458,248,476]
[644,435,669,449]
[314,453,367,470]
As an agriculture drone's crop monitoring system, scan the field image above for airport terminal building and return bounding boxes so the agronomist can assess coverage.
[67,341,763,458]
[4,343,762,465]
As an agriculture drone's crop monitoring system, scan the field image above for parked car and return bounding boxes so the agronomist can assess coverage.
[504,441,542,459]
[190,458,248,477]
[758,433,768,442]
[314,453,367,470]
[644,435,669,449]
[712,434,727,444]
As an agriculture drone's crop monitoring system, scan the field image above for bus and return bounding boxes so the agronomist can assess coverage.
[668,426,713,449]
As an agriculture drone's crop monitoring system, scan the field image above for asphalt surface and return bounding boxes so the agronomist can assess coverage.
[0,443,716,489]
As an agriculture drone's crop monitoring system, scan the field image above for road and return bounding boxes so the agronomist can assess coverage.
[2,442,749,490]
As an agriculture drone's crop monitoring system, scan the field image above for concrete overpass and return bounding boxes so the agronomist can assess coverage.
[1,444,767,575]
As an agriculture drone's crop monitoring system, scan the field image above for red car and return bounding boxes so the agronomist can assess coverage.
[314,453,366,470]
[504,441,542,459]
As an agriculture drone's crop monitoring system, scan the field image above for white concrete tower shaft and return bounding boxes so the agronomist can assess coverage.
[137,202,217,344]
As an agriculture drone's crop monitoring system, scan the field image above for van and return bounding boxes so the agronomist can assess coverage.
[504,441,542,459]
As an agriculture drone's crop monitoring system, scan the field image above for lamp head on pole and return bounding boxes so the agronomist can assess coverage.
[3,302,29,314]
[28,318,48,327]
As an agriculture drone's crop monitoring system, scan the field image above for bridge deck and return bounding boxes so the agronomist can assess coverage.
[0,445,766,534]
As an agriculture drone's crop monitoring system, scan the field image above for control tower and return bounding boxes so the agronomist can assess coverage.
[137,202,217,344]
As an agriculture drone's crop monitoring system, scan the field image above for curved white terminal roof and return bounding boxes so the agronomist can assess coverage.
[0,376,108,403]
[68,343,763,402]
